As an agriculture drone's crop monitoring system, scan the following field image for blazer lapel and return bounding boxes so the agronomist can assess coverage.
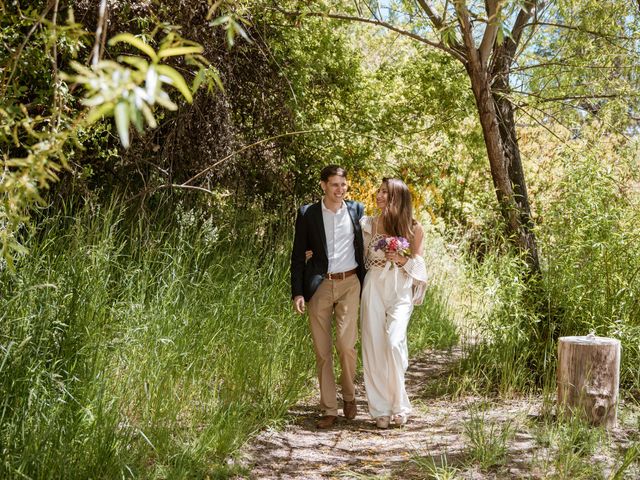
[312,201,328,258]
[346,201,359,230]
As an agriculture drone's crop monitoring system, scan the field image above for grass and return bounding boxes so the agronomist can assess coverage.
[463,404,514,471]
[410,453,460,479]
[0,202,314,478]
[531,413,609,479]
[0,199,462,478]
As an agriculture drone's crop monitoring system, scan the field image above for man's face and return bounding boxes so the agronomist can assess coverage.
[321,174,348,205]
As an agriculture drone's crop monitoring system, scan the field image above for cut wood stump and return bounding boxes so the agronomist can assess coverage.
[557,334,621,429]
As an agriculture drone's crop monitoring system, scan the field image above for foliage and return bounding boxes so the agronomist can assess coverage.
[0,197,466,476]
[539,130,640,389]
[0,1,246,267]
[430,122,640,396]
[533,413,609,478]
[410,454,461,480]
[65,33,207,148]
[0,200,314,478]
[522,0,640,131]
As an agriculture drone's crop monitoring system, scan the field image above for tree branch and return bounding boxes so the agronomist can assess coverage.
[182,128,416,187]
[478,0,500,68]
[512,61,639,72]
[526,21,635,41]
[276,8,467,64]
[505,1,538,60]
[489,0,538,76]
[453,0,479,68]
[91,0,108,68]
[515,92,632,104]
[414,0,466,59]
[415,0,443,29]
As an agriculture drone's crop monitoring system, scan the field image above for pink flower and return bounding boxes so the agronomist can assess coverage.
[373,236,410,256]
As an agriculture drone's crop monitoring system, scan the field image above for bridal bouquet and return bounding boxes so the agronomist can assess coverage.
[373,236,410,257]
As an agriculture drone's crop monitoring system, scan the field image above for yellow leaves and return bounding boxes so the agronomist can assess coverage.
[349,173,442,224]
[348,175,378,213]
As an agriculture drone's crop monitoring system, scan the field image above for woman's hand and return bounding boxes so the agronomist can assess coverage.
[305,250,313,262]
[385,250,407,266]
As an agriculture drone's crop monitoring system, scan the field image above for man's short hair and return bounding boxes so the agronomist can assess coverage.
[320,165,347,182]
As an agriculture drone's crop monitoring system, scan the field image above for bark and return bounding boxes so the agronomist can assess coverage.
[464,62,522,247]
[492,71,541,273]
[454,0,541,273]
[490,0,541,272]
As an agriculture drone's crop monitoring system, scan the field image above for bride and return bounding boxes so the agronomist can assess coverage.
[360,177,427,429]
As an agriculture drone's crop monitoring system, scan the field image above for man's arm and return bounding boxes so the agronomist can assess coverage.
[290,207,308,313]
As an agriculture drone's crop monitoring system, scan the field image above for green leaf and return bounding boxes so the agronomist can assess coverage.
[158,46,204,59]
[8,239,29,255]
[155,64,193,103]
[206,0,224,21]
[154,91,178,111]
[230,18,251,43]
[209,68,224,93]
[109,34,158,62]
[114,101,130,148]
[210,15,230,27]
[140,103,157,129]
[85,102,115,124]
[119,55,149,70]
[192,69,205,93]
[128,100,144,133]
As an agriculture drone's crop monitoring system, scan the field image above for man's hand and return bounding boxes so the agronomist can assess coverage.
[293,295,306,314]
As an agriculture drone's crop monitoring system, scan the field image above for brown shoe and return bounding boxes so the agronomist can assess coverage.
[316,415,337,429]
[343,400,357,420]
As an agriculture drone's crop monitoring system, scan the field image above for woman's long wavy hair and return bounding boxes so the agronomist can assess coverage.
[381,178,415,240]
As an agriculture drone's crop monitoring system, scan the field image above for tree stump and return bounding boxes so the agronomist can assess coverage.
[557,334,621,429]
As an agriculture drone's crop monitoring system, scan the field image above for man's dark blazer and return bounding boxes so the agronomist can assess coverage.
[291,200,365,302]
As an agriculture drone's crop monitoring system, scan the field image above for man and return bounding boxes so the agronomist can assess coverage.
[291,165,365,429]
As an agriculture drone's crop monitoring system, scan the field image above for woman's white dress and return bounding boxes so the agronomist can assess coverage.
[360,215,428,419]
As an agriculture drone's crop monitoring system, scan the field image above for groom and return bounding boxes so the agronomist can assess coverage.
[291,165,365,429]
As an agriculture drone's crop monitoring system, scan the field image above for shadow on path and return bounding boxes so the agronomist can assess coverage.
[236,348,476,479]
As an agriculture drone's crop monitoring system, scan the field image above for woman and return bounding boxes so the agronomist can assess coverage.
[360,178,427,429]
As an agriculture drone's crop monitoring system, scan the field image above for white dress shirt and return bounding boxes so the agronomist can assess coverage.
[321,199,358,274]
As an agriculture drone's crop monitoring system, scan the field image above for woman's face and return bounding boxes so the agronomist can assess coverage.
[376,183,389,210]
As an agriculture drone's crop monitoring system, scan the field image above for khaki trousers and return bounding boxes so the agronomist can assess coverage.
[307,275,361,416]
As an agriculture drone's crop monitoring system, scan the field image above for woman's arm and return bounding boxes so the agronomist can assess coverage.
[410,222,424,257]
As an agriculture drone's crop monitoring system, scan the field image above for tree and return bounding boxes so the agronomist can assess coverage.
[277,0,640,274]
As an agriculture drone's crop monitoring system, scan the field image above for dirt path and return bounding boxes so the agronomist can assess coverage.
[237,349,536,479]
[236,348,639,479]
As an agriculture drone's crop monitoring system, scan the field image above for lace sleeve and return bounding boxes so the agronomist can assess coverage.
[402,255,428,305]
[360,215,373,234]
[360,216,372,264]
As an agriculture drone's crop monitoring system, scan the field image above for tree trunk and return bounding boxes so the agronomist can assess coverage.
[492,72,541,273]
[557,335,620,429]
[465,63,526,255]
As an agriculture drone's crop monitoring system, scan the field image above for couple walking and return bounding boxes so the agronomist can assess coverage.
[290,165,427,429]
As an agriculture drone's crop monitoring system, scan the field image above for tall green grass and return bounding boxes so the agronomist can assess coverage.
[0,199,464,478]
[541,149,640,390]
[0,201,314,478]
[444,139,640,396]
[409,222,461,354]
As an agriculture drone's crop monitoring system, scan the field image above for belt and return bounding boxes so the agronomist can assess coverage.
[324,268,358,280]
